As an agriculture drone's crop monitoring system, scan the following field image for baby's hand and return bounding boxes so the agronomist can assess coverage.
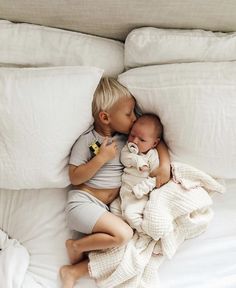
[99,137,118,162]
[139,165,149,172]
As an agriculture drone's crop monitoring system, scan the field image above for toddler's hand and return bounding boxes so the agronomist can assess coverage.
[150,165,171,188]
[99,137,118,162]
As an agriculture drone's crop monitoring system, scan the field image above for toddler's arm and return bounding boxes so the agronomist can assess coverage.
[151,140,171,188]
[70,137,117,185]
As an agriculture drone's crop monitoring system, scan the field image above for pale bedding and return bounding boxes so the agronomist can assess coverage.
[159,179,236,288]
[1,1,236,40]
[0,20,124,77]
[0,179,235,287]
[0,188,71,288]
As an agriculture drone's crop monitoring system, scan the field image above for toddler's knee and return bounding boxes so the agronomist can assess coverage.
[114,226,133,246]
[125,226,134,242]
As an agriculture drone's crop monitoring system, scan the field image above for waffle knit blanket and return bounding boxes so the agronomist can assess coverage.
[88,162,225,288]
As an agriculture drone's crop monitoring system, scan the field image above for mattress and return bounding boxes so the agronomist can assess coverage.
[0,180,235,287]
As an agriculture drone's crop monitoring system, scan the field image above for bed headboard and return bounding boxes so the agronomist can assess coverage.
[0,0,236,40]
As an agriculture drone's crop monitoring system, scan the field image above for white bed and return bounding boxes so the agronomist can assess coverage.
[0,180,235,288]
[0,2,236,288]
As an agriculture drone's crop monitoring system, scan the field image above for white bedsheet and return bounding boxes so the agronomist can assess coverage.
[0,188,71,288]
[0,180,235,288]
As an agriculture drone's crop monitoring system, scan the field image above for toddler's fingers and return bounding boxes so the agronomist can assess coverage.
[110,139,117,148]
[155,178,161,188]
[102,137,109,146]
[150,170,155,177]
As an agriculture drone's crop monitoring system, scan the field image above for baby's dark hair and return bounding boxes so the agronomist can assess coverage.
[137,113,163,139]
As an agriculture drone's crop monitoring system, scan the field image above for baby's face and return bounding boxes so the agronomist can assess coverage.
[128,120,158,153]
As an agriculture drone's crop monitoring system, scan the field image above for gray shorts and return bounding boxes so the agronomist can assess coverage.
[66,190,109,234]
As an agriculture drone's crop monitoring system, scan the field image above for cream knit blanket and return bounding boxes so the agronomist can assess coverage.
[88,162,225,288]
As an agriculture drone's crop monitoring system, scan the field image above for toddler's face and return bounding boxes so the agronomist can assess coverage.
[128,121,158,153]
[108,97,136,134]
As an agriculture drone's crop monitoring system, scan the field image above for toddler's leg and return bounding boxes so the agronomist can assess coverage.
[66,239,84,265]
[60,258,89,288]
[66,211,133,264]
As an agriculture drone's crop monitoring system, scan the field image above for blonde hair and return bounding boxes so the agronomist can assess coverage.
[92,77,133,119]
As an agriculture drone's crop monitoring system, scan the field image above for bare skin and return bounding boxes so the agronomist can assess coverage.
[60,259,89,288]
[65,211,133,265]
[61,211,133,288]
[74,183,120,205]
[65,239,84,265]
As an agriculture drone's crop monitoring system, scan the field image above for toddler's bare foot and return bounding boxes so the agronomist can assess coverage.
[66,239,83,265]
[60,265,77,288]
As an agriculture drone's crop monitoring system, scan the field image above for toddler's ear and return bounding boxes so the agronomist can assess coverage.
[99,111,109,124]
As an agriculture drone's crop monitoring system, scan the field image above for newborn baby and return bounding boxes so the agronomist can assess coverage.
[119,113,163,231]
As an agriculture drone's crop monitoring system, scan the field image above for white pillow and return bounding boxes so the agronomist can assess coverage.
[125,27,236,69]
[0,66,103,189]
[0,20,124,77]
[118,62,236,178]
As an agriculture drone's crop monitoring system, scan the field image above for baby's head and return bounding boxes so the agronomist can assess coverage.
[128,113,163,154]
[92,77,136,134]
